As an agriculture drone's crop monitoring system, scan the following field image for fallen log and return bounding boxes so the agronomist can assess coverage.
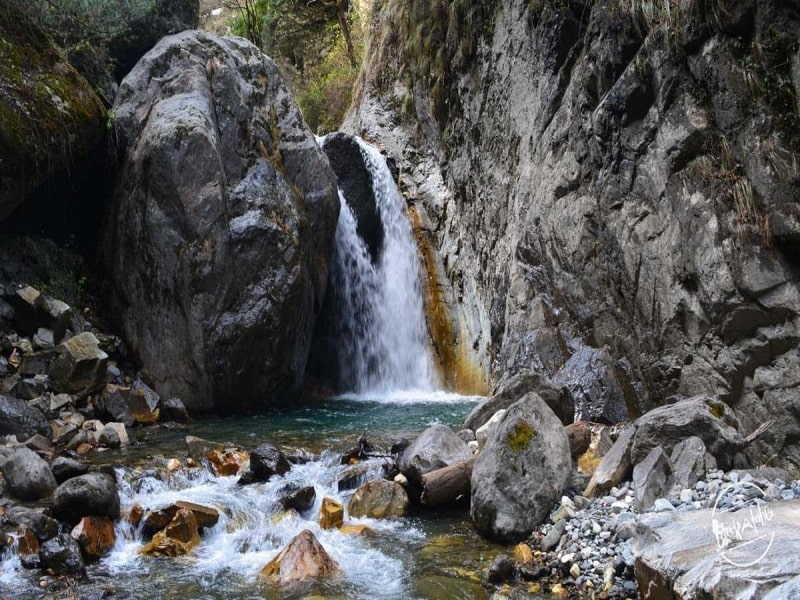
[419,456,477,507]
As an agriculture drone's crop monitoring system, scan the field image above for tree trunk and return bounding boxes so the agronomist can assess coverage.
[336,0,357,68]
[419,456,477,507]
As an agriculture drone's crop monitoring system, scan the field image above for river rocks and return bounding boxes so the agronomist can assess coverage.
[0,394,49,439]
[52,472,120,525]
[5,506,58,541]
[630,396,741,469]
[280,485,316,513]
[632,447,674,512]
[101,30,339,412]
[0,3,105,223]
[261,529,339,584]
[670,436,715,490]
[127,380,161,424]
[70,516,116,561]
[174,501,220,531]
[248,443,291,482]
[319,497,344,530]
[583,426,636,498]
[470,393,572,543]
[634,500,800,598]
[347,479,409,519]
[48,332,108,397]
[399,424,473,484]
[39,533,86,577]
[161,398,190,423]
[0,447,56,500]
[140,507,201,557]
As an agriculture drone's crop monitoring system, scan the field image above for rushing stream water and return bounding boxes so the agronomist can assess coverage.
[0,138,506,599]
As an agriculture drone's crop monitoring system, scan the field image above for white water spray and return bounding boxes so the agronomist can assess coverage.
[326,138,437,394]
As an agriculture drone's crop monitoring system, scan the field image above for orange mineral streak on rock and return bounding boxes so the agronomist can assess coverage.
[408,204,488,395]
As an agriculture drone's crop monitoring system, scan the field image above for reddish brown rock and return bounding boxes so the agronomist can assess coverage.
[261,529,339,584]
[71,516,116,561]
[565,421,591,459]
[140,508,200,557]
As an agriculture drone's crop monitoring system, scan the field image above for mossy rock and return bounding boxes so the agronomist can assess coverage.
[0,3,106,222]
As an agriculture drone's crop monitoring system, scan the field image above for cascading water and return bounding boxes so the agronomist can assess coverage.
[326,137,437,394]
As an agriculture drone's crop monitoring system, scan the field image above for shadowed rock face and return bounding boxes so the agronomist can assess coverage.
[102,31,339,412]
[346,0,800,473]
[321,132,383,262]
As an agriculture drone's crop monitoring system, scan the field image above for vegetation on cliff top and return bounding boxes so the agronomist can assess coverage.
[227,0,365,134]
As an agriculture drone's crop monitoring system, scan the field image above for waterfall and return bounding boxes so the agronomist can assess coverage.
[326,137,437,394]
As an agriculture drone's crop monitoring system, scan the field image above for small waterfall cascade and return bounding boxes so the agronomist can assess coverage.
[327,137,437,394]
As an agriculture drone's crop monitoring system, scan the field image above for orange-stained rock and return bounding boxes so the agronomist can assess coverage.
[76,442,93,455]
[139,508,200,557]
[71,516,116,560]
[261,529,338,584]
[129,504,144,528]
[207,450,240,476]
[347,479,408,519]
[166,458,181,472]
[319,497,343,530]
[16,527,39,556]
[513,543,533,564]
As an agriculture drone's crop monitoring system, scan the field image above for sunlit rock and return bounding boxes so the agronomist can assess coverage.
[347,479,408,519]
[319,497,344,530]
[261,529,339,584]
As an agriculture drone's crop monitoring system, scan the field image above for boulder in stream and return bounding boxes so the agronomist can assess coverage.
[52,472,120,526]
[261,529,339,584]
[470,393,571,543]
[319,497,344,530]
[140,507,201,557]
[347,479,409,519]
[70,516,116,561]
[39,533,86,577]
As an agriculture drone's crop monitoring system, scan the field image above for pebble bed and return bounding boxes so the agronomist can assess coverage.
[500,469,800,599]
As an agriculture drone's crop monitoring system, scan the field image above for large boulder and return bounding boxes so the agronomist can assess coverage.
[398,424,473,484]
[0,4,105,223]
[0,394,49,439]
[631,396,742,469]
[635,500,800,597]
[101,31,339,412]
[0,447,57,500]
[470,393,572,543]
[347,479,409,519]
[52,472,120,526]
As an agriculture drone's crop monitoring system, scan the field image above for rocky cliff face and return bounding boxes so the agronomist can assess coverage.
[101,31,339,412]
[346,0,800,471]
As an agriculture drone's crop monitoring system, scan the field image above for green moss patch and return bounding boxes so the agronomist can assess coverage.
[506,420,535,453]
